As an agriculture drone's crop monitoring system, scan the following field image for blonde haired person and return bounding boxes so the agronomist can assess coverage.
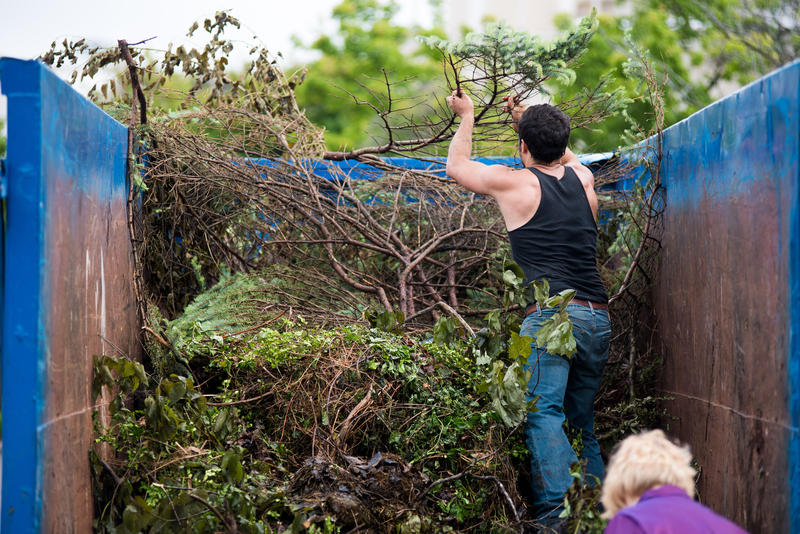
[602,430,748,534]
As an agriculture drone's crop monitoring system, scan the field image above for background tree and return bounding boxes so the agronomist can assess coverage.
[550,8,713,152]
[295,0,798,155]
[556,0,799,153]
[651,0,800,87]
[293,0,445,150]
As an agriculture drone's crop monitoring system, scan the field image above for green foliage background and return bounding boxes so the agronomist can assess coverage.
[293,0,445,150]
[292,0,796,153]
[551,8,712,151]
[646,0,800,84]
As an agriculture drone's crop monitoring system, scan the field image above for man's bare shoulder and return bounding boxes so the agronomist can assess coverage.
[470,163,530,192]
[447,159,533,196]
[485,163,525,174]
[494,165,538,191]
[566,162,594,188]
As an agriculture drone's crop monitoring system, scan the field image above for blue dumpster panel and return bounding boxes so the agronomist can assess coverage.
[0,57,45,534]
[654,59,800,533]
[0,58,138,533]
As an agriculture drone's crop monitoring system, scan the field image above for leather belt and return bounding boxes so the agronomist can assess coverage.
[525,298,608,316]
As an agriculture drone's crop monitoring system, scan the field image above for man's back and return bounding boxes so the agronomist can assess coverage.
[508,166,607,303]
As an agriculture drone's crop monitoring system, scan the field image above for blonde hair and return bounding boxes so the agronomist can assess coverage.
[601,429,696,518]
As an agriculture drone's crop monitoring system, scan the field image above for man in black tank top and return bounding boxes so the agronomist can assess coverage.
[445,91,611,530]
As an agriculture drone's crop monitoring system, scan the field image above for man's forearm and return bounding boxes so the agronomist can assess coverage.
[447,114,475,168]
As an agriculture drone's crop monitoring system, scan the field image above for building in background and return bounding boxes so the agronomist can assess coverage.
[443,0,629,40]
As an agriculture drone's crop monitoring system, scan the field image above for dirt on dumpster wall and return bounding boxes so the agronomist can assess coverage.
[41,172,140,533]
[656,185,790,533]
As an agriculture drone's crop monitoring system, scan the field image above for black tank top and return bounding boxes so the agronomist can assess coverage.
[507,167,608,304]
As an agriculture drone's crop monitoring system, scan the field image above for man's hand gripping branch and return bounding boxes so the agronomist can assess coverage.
[444,90,516,196]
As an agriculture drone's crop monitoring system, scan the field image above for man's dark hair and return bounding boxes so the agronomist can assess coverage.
[518,104,570,164]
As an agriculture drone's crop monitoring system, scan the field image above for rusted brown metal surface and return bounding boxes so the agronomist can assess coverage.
[656,186,790,533]
[651,60,800,533]
[41,176,140,532]
[21,63,142,532]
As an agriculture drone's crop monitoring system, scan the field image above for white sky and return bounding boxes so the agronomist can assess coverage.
[0,0,435,124]
[0,0,435,67]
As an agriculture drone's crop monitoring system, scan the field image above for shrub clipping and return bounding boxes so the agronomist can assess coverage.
[44,10,668,533]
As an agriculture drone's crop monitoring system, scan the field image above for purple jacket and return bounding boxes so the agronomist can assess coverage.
[604,485,749,534]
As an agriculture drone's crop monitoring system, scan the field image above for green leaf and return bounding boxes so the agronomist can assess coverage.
[502,269,520,287]
[167,380,187,403]
[433,316,460,345]
[533,310,577,358]
[484,310,501,333]
[213,408,229,435]
[508,331,533,364]
[475,354,492,366]
[534,319,556,346]
[221,450,244,484]
[544,288,576,311]
[122,504,139,531]
[503,260,525,279]
[532,279,550,307]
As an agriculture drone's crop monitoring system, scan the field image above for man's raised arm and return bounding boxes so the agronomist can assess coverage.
[445,91,513,196]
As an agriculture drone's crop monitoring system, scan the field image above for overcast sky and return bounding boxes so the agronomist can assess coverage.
[0,0,434,67]
[0,0,435,123]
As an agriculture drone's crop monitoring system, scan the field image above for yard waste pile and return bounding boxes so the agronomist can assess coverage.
[94,271,528,533]
[55,11,670,533]
[92,262,664,533]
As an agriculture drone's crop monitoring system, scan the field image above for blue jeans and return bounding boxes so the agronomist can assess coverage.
[519,303,611,526]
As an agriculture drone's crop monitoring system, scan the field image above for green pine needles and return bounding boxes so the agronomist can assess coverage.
[420,9,598,90]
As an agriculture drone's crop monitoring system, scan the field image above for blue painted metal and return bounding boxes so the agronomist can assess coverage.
[785,61,800,534]
[0,57,45,534]
[0,157,7,198]
[651,58,800,532]
[249,153,616,210]
[0,57,133,533]
[791,169,800,531]
[0,156,5,394]
[278,153,614,182]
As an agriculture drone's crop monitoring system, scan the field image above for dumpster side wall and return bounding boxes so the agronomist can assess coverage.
[0,58,139,534]
[655,59,799,533]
